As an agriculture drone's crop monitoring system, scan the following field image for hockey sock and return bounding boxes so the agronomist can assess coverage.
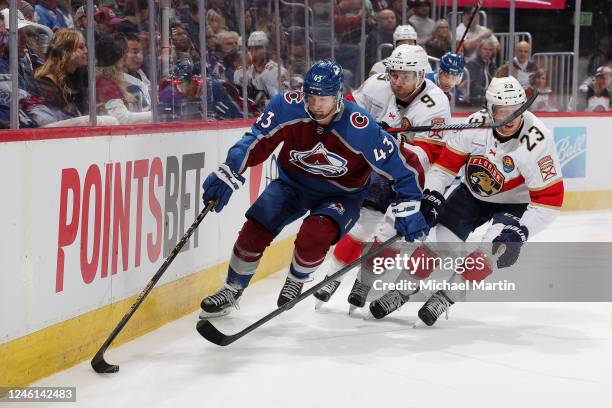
[227,218,276,289]
[290,215,339,281]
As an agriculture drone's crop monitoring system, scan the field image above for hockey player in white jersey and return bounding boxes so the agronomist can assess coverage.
[312,44,450,311]
[369,76,565,323]
[369,25,432,76]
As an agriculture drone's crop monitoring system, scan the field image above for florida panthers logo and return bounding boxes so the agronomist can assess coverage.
[466,156,504,197]
[350,112,369,129]
[284,91,303,104]
[289,142,348,177]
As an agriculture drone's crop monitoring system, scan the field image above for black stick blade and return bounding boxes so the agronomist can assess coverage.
[196,319,234,346]
[91,352,120,373]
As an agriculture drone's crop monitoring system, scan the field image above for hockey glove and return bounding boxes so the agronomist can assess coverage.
[492,224,529,268]
[420,189,445,227]
[391,201,430,242]
[202,163,245,212]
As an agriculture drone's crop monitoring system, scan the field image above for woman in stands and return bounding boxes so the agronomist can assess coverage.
[95,33,151,124]
[35,28,118,126]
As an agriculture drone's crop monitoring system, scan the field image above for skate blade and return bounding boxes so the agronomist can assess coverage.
[362,308,374,320]
[198,308,232,319]
[348,305,359,316]
[314,299,325,311]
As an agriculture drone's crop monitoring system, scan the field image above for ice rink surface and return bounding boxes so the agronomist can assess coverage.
[11,212,612,408]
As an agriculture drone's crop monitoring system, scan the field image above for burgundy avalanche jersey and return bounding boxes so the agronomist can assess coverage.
[224,91,422,201]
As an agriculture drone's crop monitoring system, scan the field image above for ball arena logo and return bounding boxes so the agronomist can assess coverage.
[289,142,349,177]
[554,127,586,179]
[466,156,504,197]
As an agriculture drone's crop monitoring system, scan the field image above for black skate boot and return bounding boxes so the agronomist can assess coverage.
[314,280,341,303]
[199,285,243,318]
[368,290,411,319]
[418,290,454,326]
[277,276,304,307]
[347,279,371,308]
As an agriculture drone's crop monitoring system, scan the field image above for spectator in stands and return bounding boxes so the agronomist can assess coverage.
[19,1,35,22]
[33,28,119,126]
[287,25,307,78]
[334,0,374,84]
[310,0,334,59]
[35,0,69,31]
[183,4,203,51]
[207,0,237,32]
[511,40,538,87]
[365,9,397,73]
[0,10,41,128]
[122,32,150,112]
[408,0,434,45]
[388,0,406,25]
[95,33,151,123]
[425,18,451,59]
[95,7,125,36]
[73,5,89,32]
[584,65,611,112]
[223,48,241,84]
[0,9,42,98]
[465,38,497,105]
[525,68,559,112]
[113,0,129,18]
[206,9,225,37]
[456,5,499,61]
[172,21,204,78]
[244,8,256,37]
[217,30,239,59]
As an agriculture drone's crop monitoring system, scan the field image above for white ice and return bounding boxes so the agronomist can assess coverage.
[10,211,612,408]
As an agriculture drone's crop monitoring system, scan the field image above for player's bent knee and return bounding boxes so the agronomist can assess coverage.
[235,218,276,260]
[460,251,493,282]
[295,216,339,260]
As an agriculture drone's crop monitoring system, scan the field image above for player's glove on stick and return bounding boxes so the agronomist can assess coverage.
[492,224,529,268]
[391,201,430,242]
[202,163,245,212]
[420,189,445,227]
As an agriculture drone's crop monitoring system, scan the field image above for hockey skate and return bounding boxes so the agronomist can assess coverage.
[277,276,304,307]
[199,285,243,319]
[313,280,341,310]
[418,290,454,326]
[368,290,412,320]
[347,279,371,314]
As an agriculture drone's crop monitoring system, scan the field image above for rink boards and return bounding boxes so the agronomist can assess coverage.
[0,113,611,387]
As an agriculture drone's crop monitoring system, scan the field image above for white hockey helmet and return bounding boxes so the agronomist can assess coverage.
[384,44,429,87]
[393,25,417,45]
[485,76,526,119]
[247,31,269,47]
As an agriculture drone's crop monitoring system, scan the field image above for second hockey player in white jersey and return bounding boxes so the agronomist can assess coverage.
[313,44,451,310]
[369,76,565,323]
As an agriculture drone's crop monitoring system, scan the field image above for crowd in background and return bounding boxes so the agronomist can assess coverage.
[0,0,610,129]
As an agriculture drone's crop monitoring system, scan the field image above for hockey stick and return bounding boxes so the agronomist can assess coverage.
[91,200,216,373]
[196,234,403,346]
[386,89,537,134]
[455,0,484,53]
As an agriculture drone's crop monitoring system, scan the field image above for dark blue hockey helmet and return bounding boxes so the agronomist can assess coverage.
[439,52,465,77]
[302,59,344,96]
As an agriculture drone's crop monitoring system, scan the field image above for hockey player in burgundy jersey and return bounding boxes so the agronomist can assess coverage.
[372,76,565,324]
[312,45,451,312]
[198,59,429,318]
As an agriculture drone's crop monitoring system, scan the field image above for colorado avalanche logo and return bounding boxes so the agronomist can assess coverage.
[350,112,369,129]
[284,91,303,104]
[289,142,348,177]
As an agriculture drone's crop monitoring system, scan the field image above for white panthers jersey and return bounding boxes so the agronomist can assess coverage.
[426,109,564,236]
[350,76,451,175]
